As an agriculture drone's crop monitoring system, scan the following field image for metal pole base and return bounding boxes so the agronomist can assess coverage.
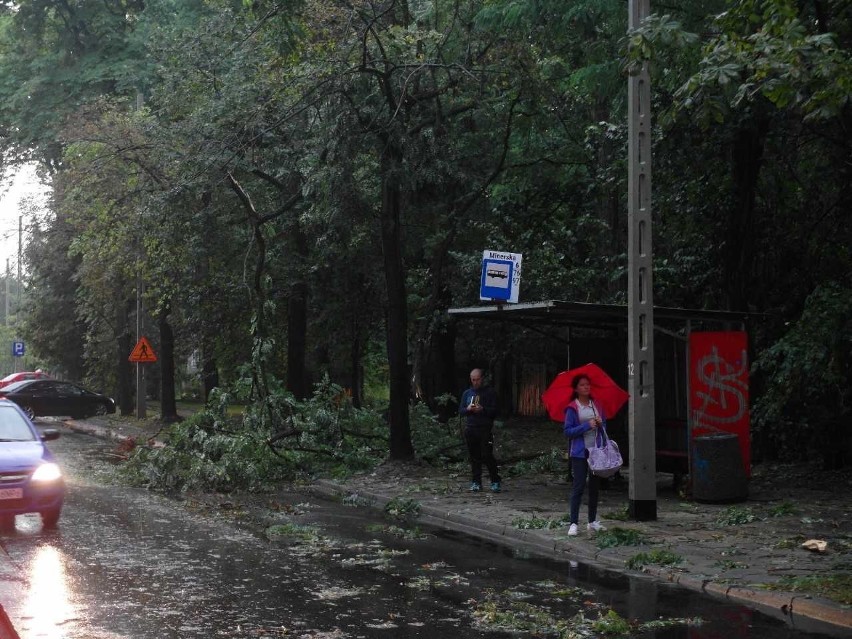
[136,362,146,419]
[629,499,657,521]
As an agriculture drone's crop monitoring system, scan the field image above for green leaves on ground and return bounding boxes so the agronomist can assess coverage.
[766,573,852,606]
[383,498,422,522]
[265,522,321,542]
[471,587,702,637]
[512,514,570,530]
[594,527,647,549]
[504,449,567,477]
[715,506,756,526]
[625,550,684,570]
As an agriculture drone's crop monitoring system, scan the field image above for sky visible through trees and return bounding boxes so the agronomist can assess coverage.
[0,164,45,273]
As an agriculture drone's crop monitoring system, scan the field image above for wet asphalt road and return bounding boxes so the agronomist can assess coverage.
[0,429,844,639]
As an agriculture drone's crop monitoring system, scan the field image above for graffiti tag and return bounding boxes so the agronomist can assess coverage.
[692,346,748,430]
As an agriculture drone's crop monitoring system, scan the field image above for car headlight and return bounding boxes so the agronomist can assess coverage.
[31,463,62,482]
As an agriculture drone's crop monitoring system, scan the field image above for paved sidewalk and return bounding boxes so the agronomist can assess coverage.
[61,415,852,635]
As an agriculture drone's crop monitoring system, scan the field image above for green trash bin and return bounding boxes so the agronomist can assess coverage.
[692,433,748,502]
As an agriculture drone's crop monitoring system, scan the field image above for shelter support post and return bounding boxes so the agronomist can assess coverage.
[685,319,693,495]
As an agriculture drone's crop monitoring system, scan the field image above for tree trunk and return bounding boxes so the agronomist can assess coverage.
[158,303,180,423]
[410,227,454,403]
[287,281,308,400]
[724,118,768,310]
[381,145,414,460]
[350,315,364,409]
[287,226,309,400]
[202,358,219,401]
[434,311,457,423]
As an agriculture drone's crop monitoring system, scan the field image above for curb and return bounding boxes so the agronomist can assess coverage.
[313,479,852,634]
[61,420,163,447]
[61,420,131,444]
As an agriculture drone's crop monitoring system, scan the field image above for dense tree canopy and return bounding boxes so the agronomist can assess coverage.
[0,0,849,463]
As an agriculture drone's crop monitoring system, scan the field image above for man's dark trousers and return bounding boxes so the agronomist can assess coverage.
[465,426,500,484]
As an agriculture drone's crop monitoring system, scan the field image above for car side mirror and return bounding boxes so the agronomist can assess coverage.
[40,429,60,442]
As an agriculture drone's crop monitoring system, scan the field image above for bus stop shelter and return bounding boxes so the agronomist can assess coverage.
[448,300,755,491]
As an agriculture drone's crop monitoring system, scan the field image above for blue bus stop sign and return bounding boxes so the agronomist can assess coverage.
[479,250,522,303]
[479,259,514,301]
[11,341,25,358]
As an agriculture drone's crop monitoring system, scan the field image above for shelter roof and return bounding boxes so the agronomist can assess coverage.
[448,300,753,332]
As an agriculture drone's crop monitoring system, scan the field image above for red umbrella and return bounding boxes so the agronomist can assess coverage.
[541,363,629,423]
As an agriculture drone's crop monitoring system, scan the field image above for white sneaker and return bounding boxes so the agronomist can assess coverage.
[587,520,606,533]
[567,523,579,536]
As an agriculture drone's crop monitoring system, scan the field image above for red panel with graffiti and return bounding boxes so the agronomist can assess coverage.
[689,331,750,476]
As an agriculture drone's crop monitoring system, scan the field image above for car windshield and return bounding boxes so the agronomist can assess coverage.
[0,405,36,441]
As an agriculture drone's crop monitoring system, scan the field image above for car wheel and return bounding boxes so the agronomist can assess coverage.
[95,404,109,416]
[0,515,15,532]
[22,405,35,421]
[41,508,61,529]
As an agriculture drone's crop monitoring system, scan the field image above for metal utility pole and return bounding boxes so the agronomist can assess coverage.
[627,0,657,520]
[136,271,146,419]
[16,216,22,315]
[135,89,147,420]
[4,259,9,325]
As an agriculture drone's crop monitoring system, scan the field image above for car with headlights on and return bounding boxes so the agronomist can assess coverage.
[0,400,65,529]
[0,379,116,420]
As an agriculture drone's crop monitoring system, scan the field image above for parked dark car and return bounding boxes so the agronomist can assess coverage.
[0,379,116,420]
[0,400,65,529]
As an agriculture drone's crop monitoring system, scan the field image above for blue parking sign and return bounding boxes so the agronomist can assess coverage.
[11,341,25,357]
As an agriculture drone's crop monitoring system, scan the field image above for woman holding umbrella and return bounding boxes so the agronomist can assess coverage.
[563,373,608,536]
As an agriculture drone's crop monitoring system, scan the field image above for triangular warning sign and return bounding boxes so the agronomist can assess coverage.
[129,336,158,363]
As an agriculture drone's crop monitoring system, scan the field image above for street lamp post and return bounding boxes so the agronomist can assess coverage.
[627,0,657,520]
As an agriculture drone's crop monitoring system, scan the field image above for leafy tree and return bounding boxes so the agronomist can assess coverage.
[752,282,851,466]
[0,0,148,167]
[21,212,86,381]
[625,0,851,310]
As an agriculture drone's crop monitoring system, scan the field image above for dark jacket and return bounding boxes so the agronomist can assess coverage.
[459,385,498,429]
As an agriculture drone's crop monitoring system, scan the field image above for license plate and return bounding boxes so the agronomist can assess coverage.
[0,488,22,500]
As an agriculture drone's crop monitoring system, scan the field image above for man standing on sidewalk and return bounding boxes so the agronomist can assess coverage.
[459,368,501,493]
